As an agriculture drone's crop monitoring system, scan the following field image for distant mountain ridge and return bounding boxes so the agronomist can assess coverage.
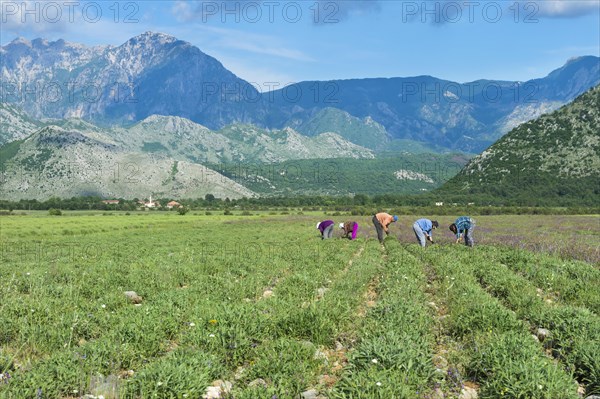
[0,111,472,200]
[1,32,598,153]
[67,114,375,164]
[0,102,41,143]
[294,107,391,151]
[268,58,599,152]
[0,125,256,201]
[0,112,379,200]
[439,84,600,206]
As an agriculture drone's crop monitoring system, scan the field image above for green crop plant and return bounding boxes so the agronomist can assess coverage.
[0,213,596,398]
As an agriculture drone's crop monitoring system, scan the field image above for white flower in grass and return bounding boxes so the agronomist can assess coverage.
[209,334,215,338]
[101,304,106,309]
[189,322,196,327]
[371,359,378,364]
[157,381,163,386]
[26,272,30,276]
[376,382,382,386]
[30,309,35,313]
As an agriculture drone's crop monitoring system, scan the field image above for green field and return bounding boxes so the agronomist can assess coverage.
[0,213,599,398]
[205,153,470,196]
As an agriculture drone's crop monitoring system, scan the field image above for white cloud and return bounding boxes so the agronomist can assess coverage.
[170,0,382,24]
[186,25,315,62]
[171,0,261,23]
[398,0,599,25]
[532,0,600,18]
[210,56,297,90]
[312,0,381,24]
[171,1,195,22]
[0,0,69,35]
[0,1,148,45]
[217,38,315,62]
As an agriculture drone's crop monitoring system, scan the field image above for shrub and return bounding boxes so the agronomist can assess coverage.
[48,208,62,216]
[177,207,189,215]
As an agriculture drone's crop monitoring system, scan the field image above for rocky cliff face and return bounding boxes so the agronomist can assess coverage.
[2,33,598,153]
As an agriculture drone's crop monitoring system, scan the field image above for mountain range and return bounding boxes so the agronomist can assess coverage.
[1,32,599,153]
[0,106,472,200]
[1,32,598,203]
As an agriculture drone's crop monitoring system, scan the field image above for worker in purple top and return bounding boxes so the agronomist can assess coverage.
[316,220,335,239]
[340,221,359,240]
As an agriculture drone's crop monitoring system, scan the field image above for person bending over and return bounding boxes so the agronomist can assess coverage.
[339,221,359,240]
[449,216,475,247]
[413,218,438,247]
[316,220,334,240]
[372,213,398,244]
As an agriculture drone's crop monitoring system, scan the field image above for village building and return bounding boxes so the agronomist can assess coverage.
[167,201,182,209]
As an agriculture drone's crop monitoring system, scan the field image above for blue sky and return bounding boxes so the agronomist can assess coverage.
[1,0,599,87]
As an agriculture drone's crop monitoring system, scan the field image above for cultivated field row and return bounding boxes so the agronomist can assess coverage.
[0,214,598,398]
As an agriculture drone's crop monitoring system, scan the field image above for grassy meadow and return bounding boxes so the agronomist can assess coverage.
[0,212,599,398]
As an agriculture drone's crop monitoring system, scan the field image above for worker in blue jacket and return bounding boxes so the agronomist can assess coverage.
[449,216,475,247]
[413,218,439,247]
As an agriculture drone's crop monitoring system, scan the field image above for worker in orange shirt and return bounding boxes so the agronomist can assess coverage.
[372,212,398,244]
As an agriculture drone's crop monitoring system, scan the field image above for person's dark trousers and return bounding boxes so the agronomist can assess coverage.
[465,228,474,247]
[372,215,384,243]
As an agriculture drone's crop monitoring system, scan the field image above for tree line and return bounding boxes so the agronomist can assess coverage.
[0,194,597,215]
